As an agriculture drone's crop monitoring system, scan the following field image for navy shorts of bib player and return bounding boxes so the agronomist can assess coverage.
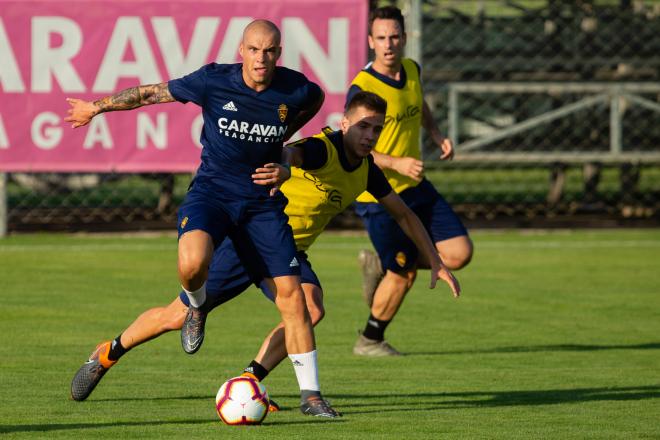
[65,20,340,418]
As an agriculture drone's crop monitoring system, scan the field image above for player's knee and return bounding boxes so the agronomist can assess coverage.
[275,288,306,317]
[274,284,297,301]
[435,234,474,271]
[177,257,208,287]
[443,247,473,270]
[272,277,306,302]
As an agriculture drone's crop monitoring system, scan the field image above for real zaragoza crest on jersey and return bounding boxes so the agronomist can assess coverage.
[278,104,288,122]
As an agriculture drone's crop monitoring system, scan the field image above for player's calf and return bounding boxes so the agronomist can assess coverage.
[358,249,384,307]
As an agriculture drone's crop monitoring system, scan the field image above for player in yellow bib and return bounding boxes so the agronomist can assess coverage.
[348,6,474,356]
[70,91,460,416]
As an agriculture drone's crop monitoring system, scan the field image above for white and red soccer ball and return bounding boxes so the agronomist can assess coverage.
[215,376,269,425]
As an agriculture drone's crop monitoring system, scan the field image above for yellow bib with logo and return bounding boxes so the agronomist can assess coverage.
[352,58,423,203]
[282,130,370,251]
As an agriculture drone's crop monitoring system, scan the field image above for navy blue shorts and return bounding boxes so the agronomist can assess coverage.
[354,178,468,273]
[177,178,300,279]
[179,239,321,309]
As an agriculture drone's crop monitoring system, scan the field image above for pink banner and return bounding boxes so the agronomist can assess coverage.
[0,0,367,172]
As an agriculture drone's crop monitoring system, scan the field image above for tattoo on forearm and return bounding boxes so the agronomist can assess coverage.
[94,83,173,112]
[141,83,174,105]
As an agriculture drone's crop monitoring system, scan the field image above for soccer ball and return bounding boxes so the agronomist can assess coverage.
[215,376,269,425]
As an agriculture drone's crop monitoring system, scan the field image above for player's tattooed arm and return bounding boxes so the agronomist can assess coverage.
[94,83,175,112]
[65,83,174,128]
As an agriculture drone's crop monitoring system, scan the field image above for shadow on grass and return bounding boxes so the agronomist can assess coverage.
[406,341,660,356]
[0,417,345,434]
[72,385,660,411]
[7,386,655,433]
[91,394,208,402]
[0,419,209,434]
[334,385,660,415]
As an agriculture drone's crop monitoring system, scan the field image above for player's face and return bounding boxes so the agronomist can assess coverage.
[368,18,406,69]
[239,28,281,91]
[341,107,385,163]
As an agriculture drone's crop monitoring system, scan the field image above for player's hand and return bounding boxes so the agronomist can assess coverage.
[434,134,454,161]
[429,261,460,298]
[393,156,424,182]
[64,98,99,128]
[252,163,291,196]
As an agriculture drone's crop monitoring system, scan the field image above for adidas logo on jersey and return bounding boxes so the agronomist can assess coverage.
[222,101,238,111]
[289,257,299,267]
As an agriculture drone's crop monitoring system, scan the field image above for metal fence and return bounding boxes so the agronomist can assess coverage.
[4,172,187,232]
[420,0,660,224]
[3,0,660,233]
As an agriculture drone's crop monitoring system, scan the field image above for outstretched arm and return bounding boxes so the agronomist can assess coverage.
[65,82,175,128]
[379,191,460,297]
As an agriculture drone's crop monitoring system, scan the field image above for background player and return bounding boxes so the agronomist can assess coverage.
[347,6,474,356]
[70,92,460,415]
[65,19,336,417]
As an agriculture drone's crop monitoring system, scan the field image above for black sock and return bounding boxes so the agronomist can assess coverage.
[107,334,129,361]
[243,360,269,382]
[362,313,391,341]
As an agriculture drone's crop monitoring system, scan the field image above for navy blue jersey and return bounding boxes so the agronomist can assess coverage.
[169,63,321,199]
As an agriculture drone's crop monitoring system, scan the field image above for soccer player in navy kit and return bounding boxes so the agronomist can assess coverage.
[69,92,460,414]
[65,20,338,417]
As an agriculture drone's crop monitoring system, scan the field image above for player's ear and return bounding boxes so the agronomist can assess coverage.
[238,42,244,58]
[340,115,350,133]
[275,46,282,61]
[368,35,375,50]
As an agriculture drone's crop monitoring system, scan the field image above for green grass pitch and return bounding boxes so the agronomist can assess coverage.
[1,230,659,439]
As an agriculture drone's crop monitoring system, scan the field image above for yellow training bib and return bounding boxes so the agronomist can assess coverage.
[282,131,370,251]
[352,58,423,202]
